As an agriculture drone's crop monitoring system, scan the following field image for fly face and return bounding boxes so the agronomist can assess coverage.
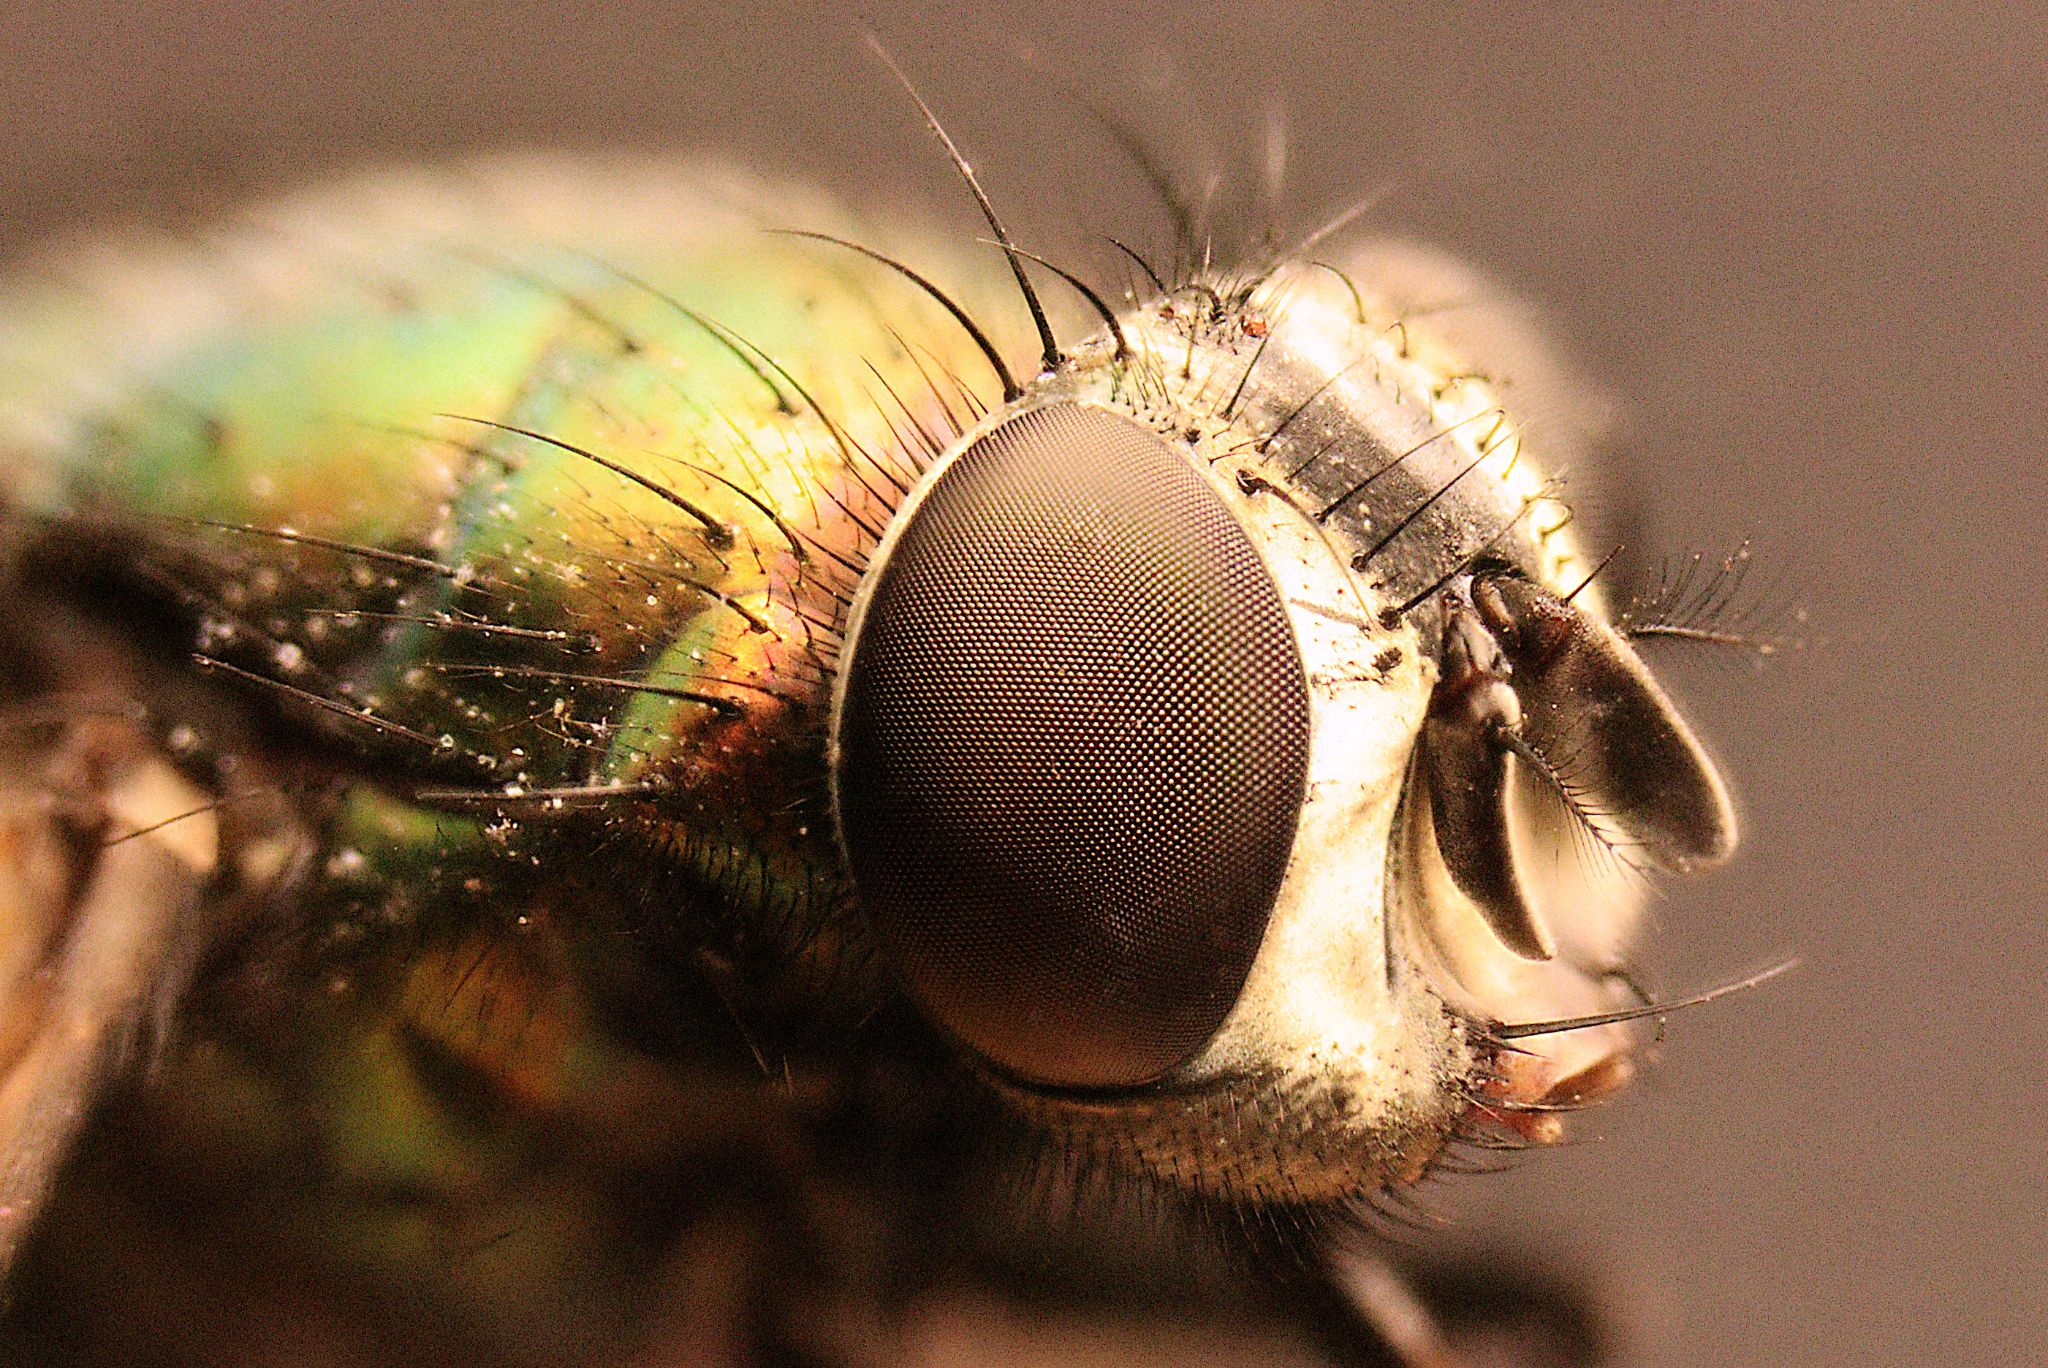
[828,270,1740,1205]
[0,135,1756,1361]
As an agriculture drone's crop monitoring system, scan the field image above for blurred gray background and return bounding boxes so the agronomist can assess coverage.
[2,2,2041,1363]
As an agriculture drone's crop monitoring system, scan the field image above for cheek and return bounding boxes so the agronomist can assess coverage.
[1176,469,1438,1083]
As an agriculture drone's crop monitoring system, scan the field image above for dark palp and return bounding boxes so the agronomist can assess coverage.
[1425,573,1739,962]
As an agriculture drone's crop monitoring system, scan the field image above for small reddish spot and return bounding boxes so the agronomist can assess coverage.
[1542,1054,1636,1107]
[1243,318,1269,338]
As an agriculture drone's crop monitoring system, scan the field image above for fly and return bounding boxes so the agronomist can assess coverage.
[0,46,1781,1366]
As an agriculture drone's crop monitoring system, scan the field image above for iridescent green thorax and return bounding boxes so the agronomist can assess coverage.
[0,160,1062,977]
[0,162,1063,1326]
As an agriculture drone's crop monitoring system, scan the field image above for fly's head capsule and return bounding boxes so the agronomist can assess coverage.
[831,262,1739,1202]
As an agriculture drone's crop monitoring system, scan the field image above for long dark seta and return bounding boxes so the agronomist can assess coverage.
[654,456,813,565]
[417,663,750,715]
[981,240,1131,359]
[302,608,595,647]
[865,34,1062,376]
[1222,326,1279,419]
[411,780,669,807]
[1316,407,1503,523]
[102,788,280,848]
[1105,236,1169,295]
[772,229,1023,400]
[1391,508,1535,621]
[190,654,443,748]
[449,246,649,357]
[1562,542,1626,604]
[176,518,469,580]
[1492,961,1796,1040]
[580,257,799,416]
[1351,431,1511,567]
[1260,357,1366,455]
[447,417,735,549]
[1073,100,1201,279]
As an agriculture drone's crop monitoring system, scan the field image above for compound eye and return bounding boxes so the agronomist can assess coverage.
[833,404,1311,1089]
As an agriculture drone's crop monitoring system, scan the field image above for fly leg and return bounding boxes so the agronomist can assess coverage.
[1422,587,1557,961]
[1307,1242,1609,1368]
[0,704,216,1275]
[0,599,304,1282]
[1323,1246,1472,1368]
